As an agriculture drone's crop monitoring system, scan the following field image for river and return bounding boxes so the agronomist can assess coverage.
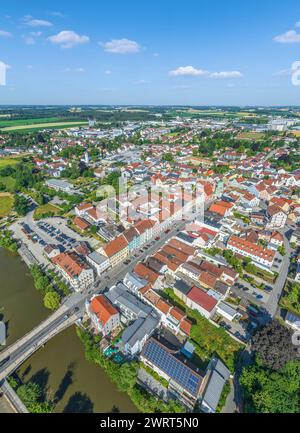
[0,248,137,413]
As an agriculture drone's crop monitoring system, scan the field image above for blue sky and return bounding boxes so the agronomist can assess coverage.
[1,0,300,105]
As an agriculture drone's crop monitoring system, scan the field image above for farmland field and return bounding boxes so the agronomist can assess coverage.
[236,132,264,140]
[0,157,21,168]
[292,131,300,137]
[0,121,88,132]
[0,193,14,217]
[0,117,84,128]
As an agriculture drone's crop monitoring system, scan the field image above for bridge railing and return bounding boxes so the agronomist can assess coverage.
[0,305,69,362]
[0,315,78,381]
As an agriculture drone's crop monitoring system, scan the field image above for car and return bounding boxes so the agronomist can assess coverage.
[155,237,160,241]
[265,285,273,292]
[256,294,263,300]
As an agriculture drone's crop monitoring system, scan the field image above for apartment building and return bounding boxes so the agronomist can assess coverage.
[86,294,120,336]
[102,234,129,267]
[227,235,275,269]
[52,252,94,291]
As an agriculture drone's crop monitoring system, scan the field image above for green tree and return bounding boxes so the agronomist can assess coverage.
[251,320,297,371]
[14,195,29,216]
[43,291,61,310]
[240,360,300,413]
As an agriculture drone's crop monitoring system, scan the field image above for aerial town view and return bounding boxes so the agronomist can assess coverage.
[0,0,300,423]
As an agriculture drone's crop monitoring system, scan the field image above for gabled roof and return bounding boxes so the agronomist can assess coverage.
[187,286,217,312]
[104,235,128,258]
[134,262,160,284]
[52,252,90,279]
[90,295,118,326]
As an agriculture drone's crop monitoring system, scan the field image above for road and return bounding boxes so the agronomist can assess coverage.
[265,228,291,318]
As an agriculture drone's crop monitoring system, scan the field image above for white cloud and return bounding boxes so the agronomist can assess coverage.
[49,11,65,18]
[274,68,292,77]
[153,52,159,57]
[101,38,140,54]
[210,71,242,79]
[274,30,300,43]
[134,79,151,85]
[104,70,112,75]
[169,66,242,79]
[24,16,53,27]
[173,84,192,89]
[169,66,209,77]
[48,30,89,48]
[0,30,12,38]
[296,22,300,28]
[64,67,86,73]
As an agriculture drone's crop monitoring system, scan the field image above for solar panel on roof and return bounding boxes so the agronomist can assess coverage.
[143,340,201,396]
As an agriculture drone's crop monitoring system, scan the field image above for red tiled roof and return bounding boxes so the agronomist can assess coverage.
[73,216,91,231]
[209,204,228,216]
[90,295,118,326]
[52,252,89,279]
[77,202,93,211]
[187,286,217,312]
[179,318,192,336]
[228,235,275,263]
[199,271,217,289]
[167,238,195,256]
[134,263,160,284]
[104,235,128,258]
[267,204,285,217]
[156,298,171,315]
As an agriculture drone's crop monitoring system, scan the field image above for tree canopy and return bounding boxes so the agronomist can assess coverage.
[251,320,297,371]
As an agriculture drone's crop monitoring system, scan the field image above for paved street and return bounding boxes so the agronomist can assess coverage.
[265,228,291,318]
[0,395,14,413]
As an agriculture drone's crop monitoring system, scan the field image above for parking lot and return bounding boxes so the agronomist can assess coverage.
[231,280,270,305]
[10,212,98,266]
[36,221,78,250]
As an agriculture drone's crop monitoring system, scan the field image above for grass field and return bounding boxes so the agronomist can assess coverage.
[0,157,21,168]
[236,132,264,140]
[0,176,16,192]
[34,203,62,220]
[0,117,86,128]
[0,193,14,217]
[1,121,88,132]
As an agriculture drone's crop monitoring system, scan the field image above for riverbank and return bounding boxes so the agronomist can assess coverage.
[0,248,137,413]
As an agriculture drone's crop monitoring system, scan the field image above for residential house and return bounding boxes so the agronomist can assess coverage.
[186,286,218,319]
[227,235,275,269]
[200,357,231,413]
[86,294,120,337]
[267,205,287,229]
[87,251,110,276]
[102,235,129,267]
[52,252,94,291]
[140,337,204,410]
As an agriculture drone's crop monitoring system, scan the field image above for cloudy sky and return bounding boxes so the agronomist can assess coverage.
[0,0,300,105]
